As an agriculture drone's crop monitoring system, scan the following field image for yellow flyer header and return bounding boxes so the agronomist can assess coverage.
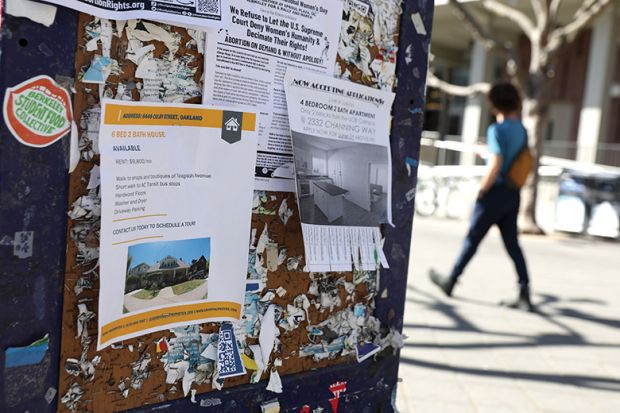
[104,103,257,131]
[100,301,241,345]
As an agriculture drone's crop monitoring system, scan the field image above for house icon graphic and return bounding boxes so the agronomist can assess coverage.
[225,117,240,132]
[221,111,243,144]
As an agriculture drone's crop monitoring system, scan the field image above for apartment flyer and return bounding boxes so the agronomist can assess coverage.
[284,69,394,272]
[202,0,343,192]
[97,100,257,350]
[43,0,228,29]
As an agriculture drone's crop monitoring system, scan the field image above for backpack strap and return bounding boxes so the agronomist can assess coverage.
[503,127,528,175]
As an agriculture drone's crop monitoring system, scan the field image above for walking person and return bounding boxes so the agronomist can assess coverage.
[429,82,534,311]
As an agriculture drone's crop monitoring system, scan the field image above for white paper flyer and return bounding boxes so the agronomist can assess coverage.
[284,69,394,272]
[97,100,257,349]
[44,0,228,29]
[202,0,343,192]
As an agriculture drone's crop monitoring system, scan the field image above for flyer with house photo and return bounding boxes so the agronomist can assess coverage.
[284,69,393,272]
[97,100,257,350]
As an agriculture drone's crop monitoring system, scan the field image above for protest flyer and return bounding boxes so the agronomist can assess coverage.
[97,100,257,349]
[44,0,227,29]
[203,0,343,192]
[284,69,394,272]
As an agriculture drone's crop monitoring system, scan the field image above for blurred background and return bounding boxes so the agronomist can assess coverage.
[398,1,620,411]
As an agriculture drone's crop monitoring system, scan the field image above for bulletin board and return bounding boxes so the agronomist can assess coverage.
[0,1,433,412]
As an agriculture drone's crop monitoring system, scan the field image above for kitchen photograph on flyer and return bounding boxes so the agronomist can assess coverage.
[293,131,390,227]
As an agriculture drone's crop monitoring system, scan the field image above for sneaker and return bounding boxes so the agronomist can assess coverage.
[502,287,535,312]
[429,268,456,297]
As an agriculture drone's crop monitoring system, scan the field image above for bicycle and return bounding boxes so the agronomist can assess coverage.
[415,172,476,219]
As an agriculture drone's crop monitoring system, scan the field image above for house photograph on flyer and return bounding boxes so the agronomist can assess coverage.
[123,237,211,314]
[293,131,390,227]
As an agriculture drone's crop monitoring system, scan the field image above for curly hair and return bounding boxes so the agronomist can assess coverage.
[488,82,522,114]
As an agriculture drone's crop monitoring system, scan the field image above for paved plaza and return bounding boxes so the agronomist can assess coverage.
[396,216,620,413]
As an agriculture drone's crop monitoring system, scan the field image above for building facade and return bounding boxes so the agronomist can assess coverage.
[427,1,620,167]
[145,256,189,289]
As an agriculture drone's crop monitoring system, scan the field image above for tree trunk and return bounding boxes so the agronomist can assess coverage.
[520,98,547,234]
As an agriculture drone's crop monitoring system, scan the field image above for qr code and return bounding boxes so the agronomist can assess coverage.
[196,0,220,14]
[218,331,236,374]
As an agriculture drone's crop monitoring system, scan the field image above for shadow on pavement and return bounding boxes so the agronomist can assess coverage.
[399,356,620,392]
[402,285,620,393]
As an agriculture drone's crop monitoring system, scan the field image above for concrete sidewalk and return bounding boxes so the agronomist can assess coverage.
[396,216,620,413]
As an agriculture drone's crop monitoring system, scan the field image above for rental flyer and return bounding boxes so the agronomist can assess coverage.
[98,100,257,349]
[202,0,343,192]
[284,69,393,272]
[44,0,228,29]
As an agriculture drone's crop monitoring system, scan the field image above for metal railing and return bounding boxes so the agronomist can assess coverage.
[420,132,620,169]
[416,133,620,235]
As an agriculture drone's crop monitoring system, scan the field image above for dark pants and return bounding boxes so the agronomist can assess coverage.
[450,184,529,288]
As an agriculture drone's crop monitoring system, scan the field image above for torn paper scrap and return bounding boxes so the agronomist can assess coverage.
[256,225,269,255]
[86,165,101,189]
[45,387,57,404]
[4,334,49,368]
[250,344,269,383]
[200,397,223,407]
[265,242,279,272]
[355,342,381,362]
[13,231,34,259]
[411,12,428,36]
[165,361,188,385]
[127,44,156,66]
[201,343,217,361]
[259,305,278,366]
[129,353,150,390]
[6,0,57,27]
[69,121,80,173]
[260,399,281,413]
[278,198,293,226]
[187,29,206,55]
[241,353,258,371]
[286,256,301,271]
[135,55,159,79]
[180,370,195,397]
[83,56,113,84]
[266,369,283,393]
[60,382,84,412]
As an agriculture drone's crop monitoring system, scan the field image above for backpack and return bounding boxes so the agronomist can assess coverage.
[505,139,534,190]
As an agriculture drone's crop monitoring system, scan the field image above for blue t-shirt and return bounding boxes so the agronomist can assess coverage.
[487,119,527,183]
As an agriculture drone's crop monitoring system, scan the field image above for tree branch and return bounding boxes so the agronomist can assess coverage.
[546,0,612,53]
[549,0,563,22]
[530,0,548,28]
[445,1,527,96]
[447,0,507,53]
[481,0,536,38]
[427,72,491,97]
[574,0,602,19]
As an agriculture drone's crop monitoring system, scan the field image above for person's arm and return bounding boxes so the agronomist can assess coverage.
[478,154,502,198]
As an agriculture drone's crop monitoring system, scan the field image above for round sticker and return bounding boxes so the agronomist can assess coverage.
[3,75,73,148]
